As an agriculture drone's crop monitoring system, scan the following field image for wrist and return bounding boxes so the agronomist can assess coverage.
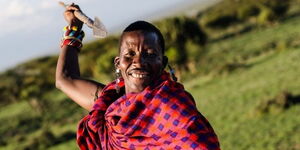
[70,19,83,31]
[60,25,85,51]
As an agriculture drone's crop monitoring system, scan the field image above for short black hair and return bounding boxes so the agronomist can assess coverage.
[121,20,165,54]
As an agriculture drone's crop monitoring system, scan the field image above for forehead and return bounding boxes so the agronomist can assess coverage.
[120,31,159,48]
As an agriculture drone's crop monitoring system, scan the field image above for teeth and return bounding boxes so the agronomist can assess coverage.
[131,73,148,78]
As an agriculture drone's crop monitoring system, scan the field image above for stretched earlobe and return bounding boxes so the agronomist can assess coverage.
[115,68,121,93]
[114,57,121,93]
[114,57,120,68]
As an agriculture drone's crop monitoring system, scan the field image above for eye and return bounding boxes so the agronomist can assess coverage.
[145,49,157,58]
[124,50,135,58]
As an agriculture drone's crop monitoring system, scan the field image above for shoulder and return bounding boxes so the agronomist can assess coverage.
[157,79,197,110]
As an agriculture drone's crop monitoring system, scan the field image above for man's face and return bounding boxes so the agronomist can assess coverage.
[115,30,165,94]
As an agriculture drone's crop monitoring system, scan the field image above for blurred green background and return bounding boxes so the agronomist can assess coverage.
[0,0,299,149]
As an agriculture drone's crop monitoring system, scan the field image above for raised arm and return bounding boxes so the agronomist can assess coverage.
[55,4,105,111]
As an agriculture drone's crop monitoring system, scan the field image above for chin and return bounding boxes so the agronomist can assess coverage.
[126,81,149,93]
[125,74,155,93]
[134,81,149,90]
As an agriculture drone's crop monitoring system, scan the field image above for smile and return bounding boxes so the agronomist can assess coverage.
[131,73,149,79]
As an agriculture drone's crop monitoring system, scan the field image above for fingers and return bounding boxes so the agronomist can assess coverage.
[66,3,81,12]
[64,3,81,18]
[64,3,79,18]
[63,3,84,28]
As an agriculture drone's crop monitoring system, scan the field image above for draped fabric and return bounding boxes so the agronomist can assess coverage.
[77,72,220,150]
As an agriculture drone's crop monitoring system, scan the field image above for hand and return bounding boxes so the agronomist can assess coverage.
[64,3,83,30]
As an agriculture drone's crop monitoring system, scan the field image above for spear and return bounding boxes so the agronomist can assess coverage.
[59,1,107,38]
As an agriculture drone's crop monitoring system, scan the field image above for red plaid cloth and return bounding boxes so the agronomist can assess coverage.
[77,72,220,150]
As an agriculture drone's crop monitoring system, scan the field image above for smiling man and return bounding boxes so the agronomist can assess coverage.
[116,28,167,94]
[56,4,220,150]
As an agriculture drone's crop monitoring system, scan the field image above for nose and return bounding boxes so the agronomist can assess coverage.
[132,53,145,67]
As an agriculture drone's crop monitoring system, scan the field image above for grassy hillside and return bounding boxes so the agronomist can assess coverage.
[186,33,300,150]
[0,0,299,149]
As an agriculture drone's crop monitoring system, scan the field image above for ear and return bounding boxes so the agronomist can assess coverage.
[162,56,168,69]
[114,56,120,69]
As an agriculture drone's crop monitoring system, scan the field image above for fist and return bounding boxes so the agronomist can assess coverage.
[64,3,83,30]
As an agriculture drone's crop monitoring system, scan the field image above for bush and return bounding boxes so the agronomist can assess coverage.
[200,0,291,28]
[155,16,207,70]
[237,5,260,20]
[255,91,300,115]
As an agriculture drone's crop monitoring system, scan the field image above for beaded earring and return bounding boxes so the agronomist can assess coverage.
[168,64,178,82]
[115,68,121,93]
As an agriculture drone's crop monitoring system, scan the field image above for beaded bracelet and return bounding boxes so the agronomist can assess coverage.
[61,39,83,49]
[60,26,85,50]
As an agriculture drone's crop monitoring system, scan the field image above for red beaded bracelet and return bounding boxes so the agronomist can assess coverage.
[60,26,85,50]
[60,39,83,50]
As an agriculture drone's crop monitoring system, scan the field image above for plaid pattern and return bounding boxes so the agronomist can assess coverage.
[77,72,220,150]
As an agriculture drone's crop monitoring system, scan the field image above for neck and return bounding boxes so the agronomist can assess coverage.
[125,85,145,94]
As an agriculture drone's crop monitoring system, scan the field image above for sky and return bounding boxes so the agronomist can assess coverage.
[0,0,216,72]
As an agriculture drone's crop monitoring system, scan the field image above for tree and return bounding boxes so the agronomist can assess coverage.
[155,16,207,70]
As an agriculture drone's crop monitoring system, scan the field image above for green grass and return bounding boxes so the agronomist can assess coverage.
[47,140,78,150]
[0,101,32,119]
[197,17,300,75]
[0,92,84,150]
[186,47,300,150]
